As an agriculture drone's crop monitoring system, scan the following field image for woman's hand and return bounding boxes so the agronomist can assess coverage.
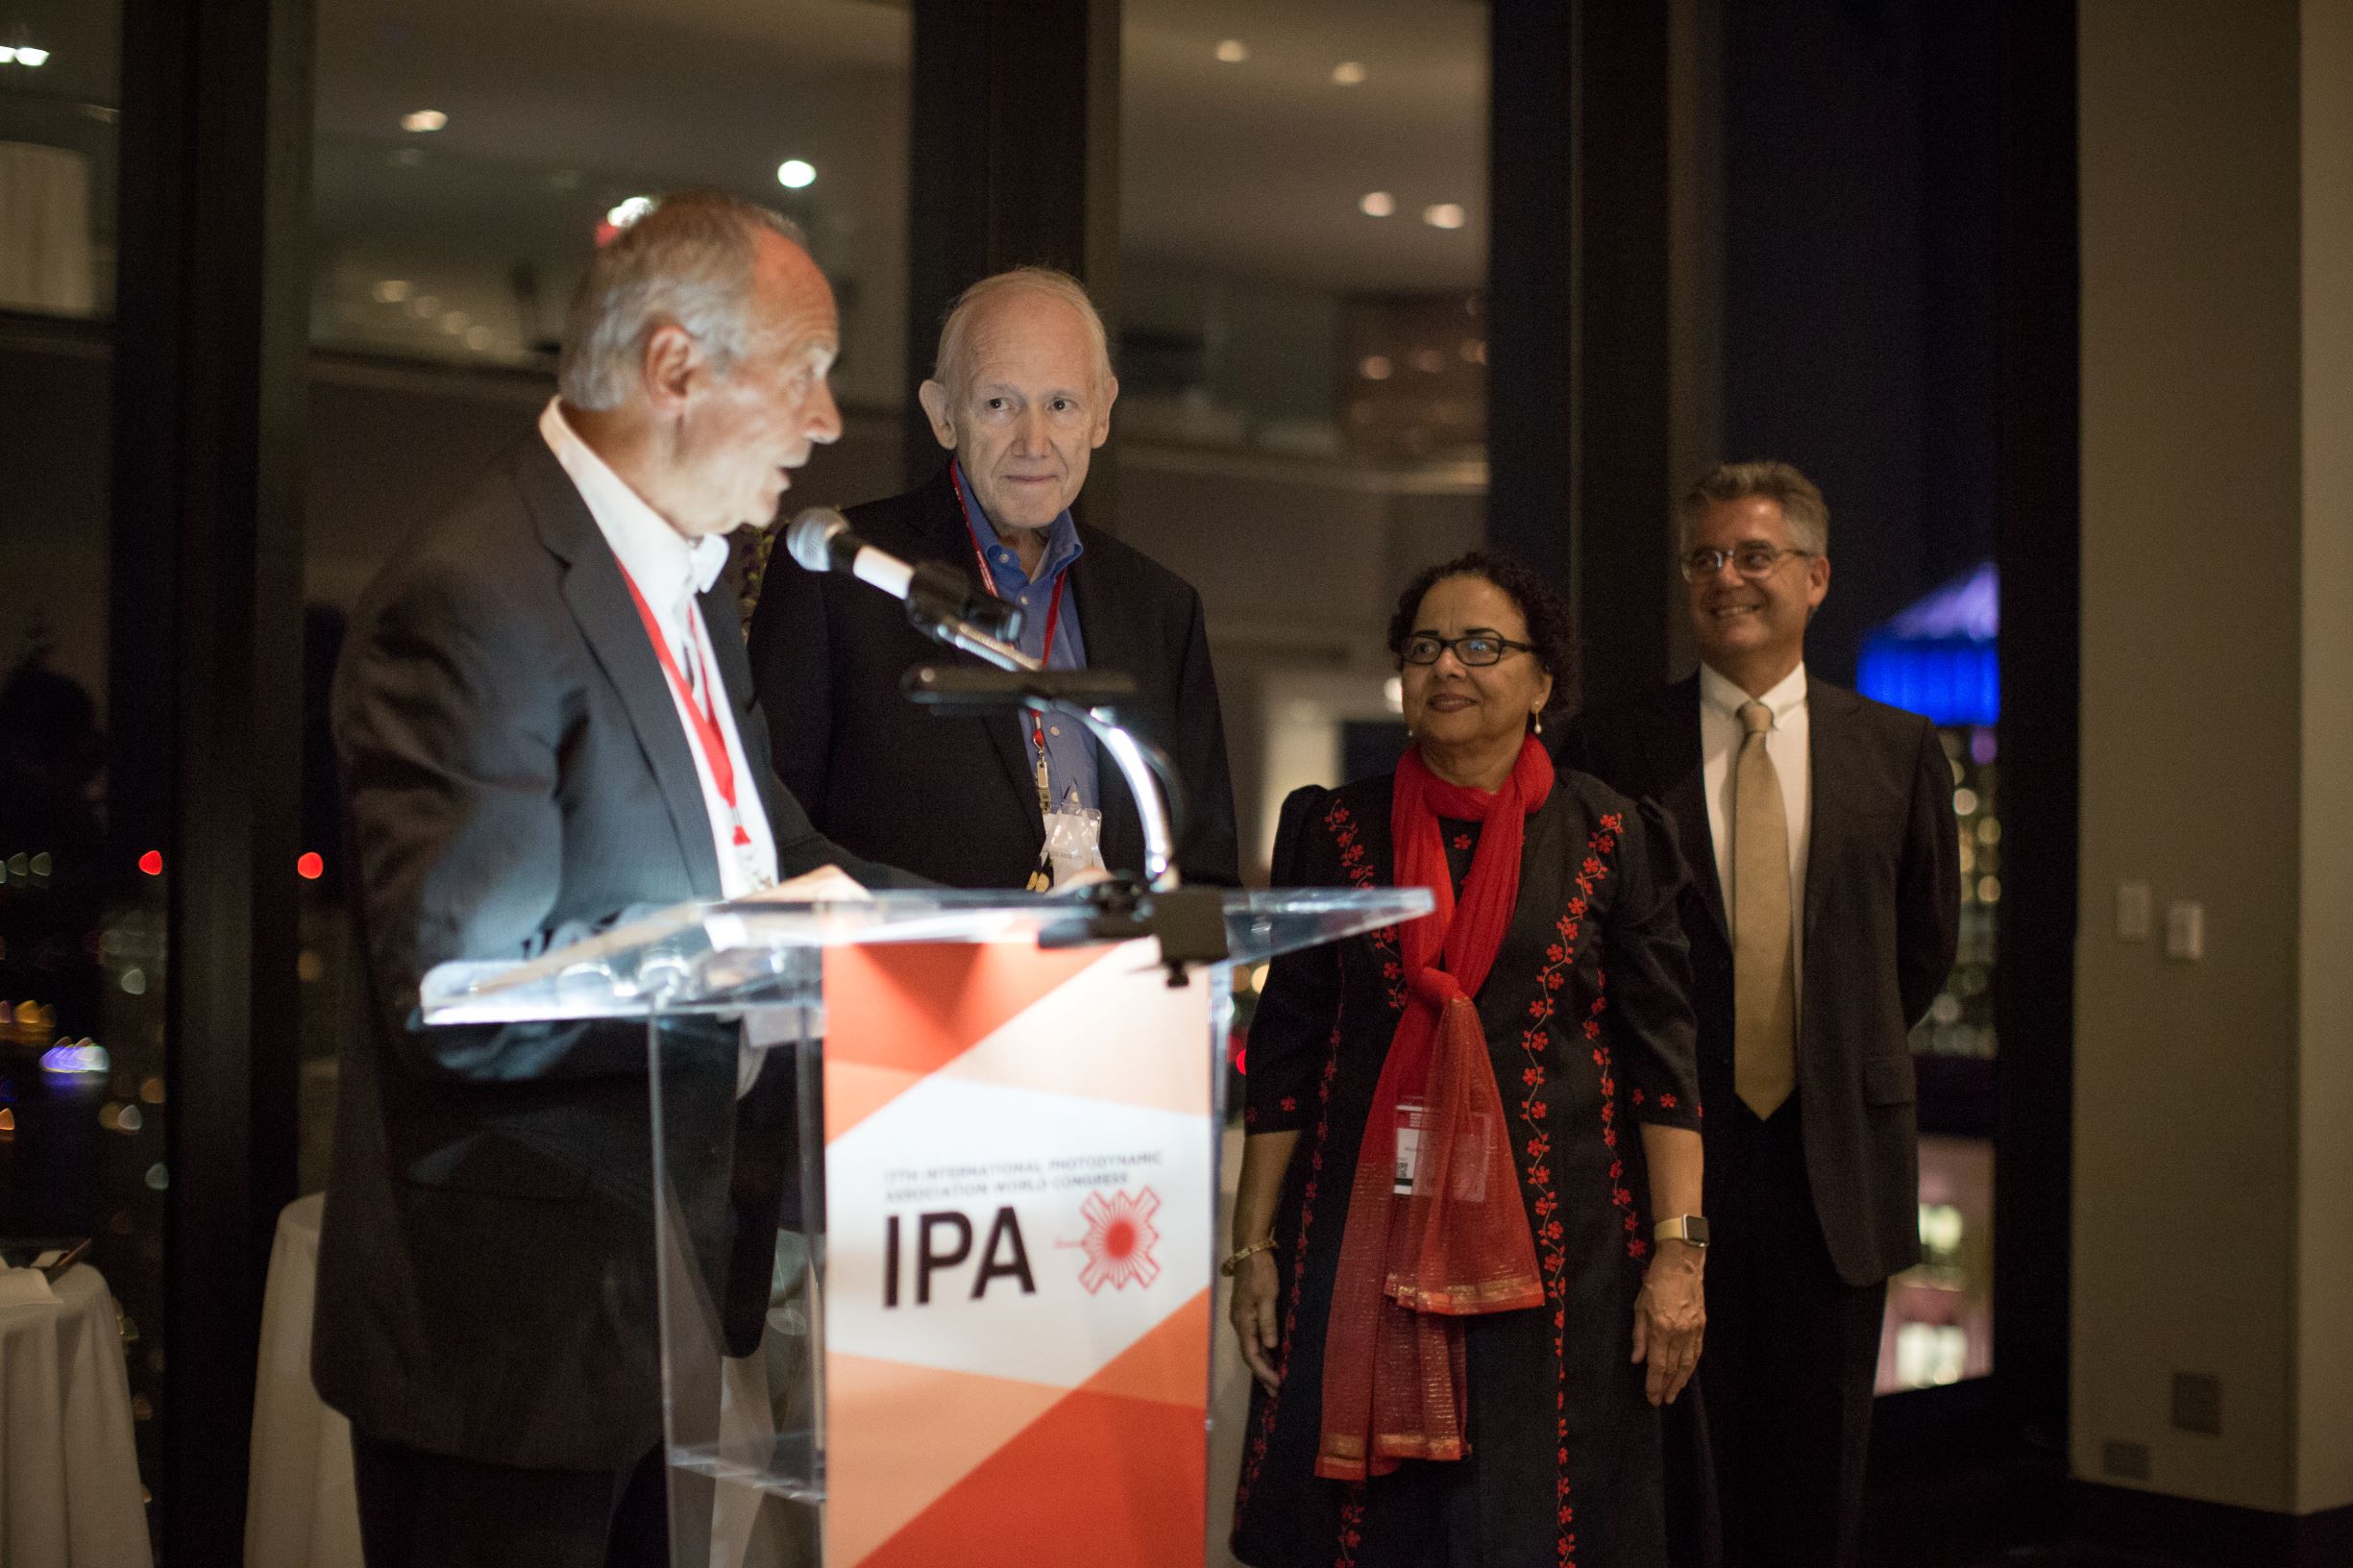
[1230,1248,1285,1390]
[1630,1238,1705,1406]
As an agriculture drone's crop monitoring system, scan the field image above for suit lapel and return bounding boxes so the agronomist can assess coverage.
[923,468,1042,831]
[1647,675,1728,943]
[518,442,724,896]
[1802,677,1858,945]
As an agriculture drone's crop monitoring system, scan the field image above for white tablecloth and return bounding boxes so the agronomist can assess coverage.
[0,1262,153,1566]
[246,1192,363,1568]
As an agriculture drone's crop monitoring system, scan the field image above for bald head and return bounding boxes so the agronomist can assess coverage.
[919,271,1119,537]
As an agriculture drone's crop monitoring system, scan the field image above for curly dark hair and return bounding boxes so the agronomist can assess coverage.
[1386,550,1579,721]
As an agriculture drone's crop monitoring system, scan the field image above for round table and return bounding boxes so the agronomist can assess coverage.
[0,1261,153,1566]
[246,1192,363,1568]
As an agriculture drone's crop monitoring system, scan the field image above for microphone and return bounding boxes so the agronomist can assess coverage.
[785,507,911,598]
[783,507,1026,650]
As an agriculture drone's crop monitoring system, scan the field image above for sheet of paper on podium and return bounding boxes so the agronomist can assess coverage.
[822,939,1213,1568]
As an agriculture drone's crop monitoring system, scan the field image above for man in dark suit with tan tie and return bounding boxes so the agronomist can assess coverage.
[1560,460,1959,1567]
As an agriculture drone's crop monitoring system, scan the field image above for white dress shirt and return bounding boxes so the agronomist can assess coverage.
[1700,660,1811,1014]
[539,399,779,898]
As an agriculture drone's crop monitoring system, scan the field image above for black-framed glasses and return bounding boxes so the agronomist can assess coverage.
[1399,633,1534,667]
[1679,544,1815,582]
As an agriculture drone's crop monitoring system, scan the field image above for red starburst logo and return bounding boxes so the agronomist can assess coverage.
[1070,1188,1162,1294]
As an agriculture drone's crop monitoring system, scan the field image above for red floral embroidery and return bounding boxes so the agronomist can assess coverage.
[1280,1095,1298,1114]
[1512,809,1628,1566]
[1334,1484,1366,1567]
[1452,831,1474,851]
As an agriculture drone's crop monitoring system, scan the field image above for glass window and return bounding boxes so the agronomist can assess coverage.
[0,0,161,1531]
[1118,3,1490,880]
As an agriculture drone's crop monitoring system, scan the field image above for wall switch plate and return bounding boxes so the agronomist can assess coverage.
[2117,880,2153,941]
[2101,1439,2152,1481]
[2171,1370,2221,1434]
[2166,900,2205,962]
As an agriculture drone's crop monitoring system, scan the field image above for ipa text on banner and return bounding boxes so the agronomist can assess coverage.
[822,940,1214,1567]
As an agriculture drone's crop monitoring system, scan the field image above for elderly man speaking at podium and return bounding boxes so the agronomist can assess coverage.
[749,267,1239,891]
[313,190,918,1568]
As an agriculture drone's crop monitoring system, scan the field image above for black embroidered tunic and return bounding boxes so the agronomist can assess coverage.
[1232,771,1703,1568]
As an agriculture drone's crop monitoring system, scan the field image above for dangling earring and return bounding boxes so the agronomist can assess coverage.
[1532,711,1544,735]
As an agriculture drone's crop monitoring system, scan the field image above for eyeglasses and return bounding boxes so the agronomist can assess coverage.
[1679,544,1815,582]
[1398,633,1533,667]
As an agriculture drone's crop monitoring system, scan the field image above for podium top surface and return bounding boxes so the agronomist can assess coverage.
[419,886,1430,1025]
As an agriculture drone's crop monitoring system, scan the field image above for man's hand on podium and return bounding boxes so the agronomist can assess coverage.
[745,865,875,903]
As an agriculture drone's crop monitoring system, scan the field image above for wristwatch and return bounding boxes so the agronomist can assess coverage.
[1653,1214,1710,1248]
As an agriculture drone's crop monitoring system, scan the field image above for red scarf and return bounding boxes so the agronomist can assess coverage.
[1314,737,1553,1481]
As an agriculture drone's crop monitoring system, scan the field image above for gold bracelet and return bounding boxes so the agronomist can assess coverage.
[1219,1237,1277,1277]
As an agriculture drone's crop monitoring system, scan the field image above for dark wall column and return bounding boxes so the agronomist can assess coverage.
[1990,0,2078,1454]
[905,0,1121,514]
[112,0,313,1555]
[1491,1,1680,708]
[1486,2,1575,590]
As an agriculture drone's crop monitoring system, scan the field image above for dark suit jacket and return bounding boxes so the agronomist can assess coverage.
[747,464,1240,889]
[1559,674,1959,1286]
[312,436,914,1472]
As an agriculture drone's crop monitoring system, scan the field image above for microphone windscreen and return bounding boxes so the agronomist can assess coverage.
[785,508,849,574]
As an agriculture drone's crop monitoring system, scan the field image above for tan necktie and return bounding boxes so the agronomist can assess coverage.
[1733,699,1797,1118]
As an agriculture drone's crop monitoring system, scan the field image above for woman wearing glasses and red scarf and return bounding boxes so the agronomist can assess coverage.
[1228,551,1706,1568]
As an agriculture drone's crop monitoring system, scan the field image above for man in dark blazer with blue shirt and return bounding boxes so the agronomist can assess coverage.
[1560,461,1958,1568]
[315,192,918,1568]
[748,268,1238,891]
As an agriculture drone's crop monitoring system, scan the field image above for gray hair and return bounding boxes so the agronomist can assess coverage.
[558,190,806,411]
[1676,459,1830,555]
[930,267,1114,396]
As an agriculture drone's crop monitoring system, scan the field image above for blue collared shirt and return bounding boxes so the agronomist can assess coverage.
[953,461,1098,814]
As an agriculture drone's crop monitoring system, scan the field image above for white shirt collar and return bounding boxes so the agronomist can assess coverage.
[538,399,729,602]
[1700,659,1808,725]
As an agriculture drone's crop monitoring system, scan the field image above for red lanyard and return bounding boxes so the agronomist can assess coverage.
[614,561,751,849]
[952,466,1068,803]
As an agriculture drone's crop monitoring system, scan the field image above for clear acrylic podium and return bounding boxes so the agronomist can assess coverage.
[420,886,1426,1566]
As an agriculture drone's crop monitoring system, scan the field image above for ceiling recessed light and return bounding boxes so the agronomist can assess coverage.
[1423,203,1466,230]
[407,294,439,319]
[389,147,426,167]
[1360,191,1396,217]
[0,48,16,63]
[439,311,469,335]
[400,110,447,133]
[13,46,50,67]
[1214,38,1247,63]
[1332,61,1365,86]
[776,159,816,189]
[464,325,493,351]
[1360,355,1392,381]
[1411,348,1444,375]
[372,279,411,304]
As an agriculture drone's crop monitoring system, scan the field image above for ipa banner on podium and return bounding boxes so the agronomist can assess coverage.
[821,939,1214,1567]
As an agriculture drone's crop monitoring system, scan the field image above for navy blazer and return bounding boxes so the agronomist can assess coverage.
[313,436,913,1471]
[1559,674,1959,1286]
[747,464,1240,889]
